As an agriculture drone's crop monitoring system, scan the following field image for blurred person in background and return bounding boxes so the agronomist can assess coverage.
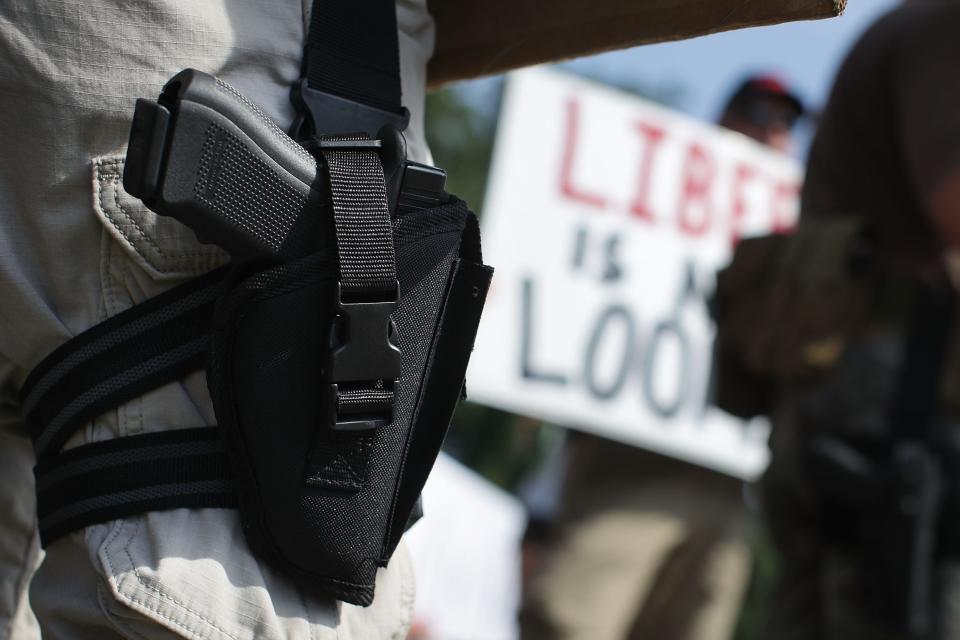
[755,2,960,639]
[517,75,804,640]
[719,76,805,154]
[708,2,960,638]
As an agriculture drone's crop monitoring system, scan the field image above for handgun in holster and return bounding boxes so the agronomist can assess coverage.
[807,285,954,638]
[21,0,493,607]
[809,436,942,637]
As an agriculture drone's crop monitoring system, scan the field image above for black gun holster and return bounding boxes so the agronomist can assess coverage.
[20,1,493,605]
[810,436,942,629]
[204,196,489,604]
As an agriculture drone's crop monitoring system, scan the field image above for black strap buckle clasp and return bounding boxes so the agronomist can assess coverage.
[291,79,410,141]
[326,282,401,431]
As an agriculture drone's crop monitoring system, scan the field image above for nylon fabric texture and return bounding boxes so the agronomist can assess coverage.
[206,199,486,605]
[35,427,236,545]
[321,138,399,300]
[305,0,403,114]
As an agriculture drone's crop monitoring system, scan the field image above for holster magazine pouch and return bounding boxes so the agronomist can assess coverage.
[711,218,879,418]
[21,67,492,608]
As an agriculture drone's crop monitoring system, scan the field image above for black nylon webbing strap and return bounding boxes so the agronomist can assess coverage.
[35,427,236,545]
[338,386,394,415]
[305,0,402,115]
[21,267,229,459]
[319,137,398,300]
[313,136,400,436]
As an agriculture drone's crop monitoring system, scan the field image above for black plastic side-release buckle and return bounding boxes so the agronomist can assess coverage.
[291,80,410,140]
[326,283,401,431]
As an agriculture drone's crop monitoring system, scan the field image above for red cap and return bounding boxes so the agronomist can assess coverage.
[727,74,804,117]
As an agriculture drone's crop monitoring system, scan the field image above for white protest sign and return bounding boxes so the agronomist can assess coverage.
[468,68,802,479]
[405,454,526,640]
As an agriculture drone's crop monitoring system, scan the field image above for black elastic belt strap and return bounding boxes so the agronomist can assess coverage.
[21,267,229,459]
[35,427,235,545]
[305,0,402,114]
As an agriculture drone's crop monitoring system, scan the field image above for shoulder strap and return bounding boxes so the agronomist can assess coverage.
[305,0,402,115]
[291,0,409,138]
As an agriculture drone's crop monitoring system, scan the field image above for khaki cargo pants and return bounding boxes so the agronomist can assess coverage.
[0,1,435,637]
[519,436,750,640]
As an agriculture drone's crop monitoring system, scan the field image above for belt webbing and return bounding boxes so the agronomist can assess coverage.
[21,267,229,459]
[320,137,398,300]
[305,0,402,115]
[35,427,235,545]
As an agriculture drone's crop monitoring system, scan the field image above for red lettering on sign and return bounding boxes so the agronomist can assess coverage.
[770,180,799,233]
[559,98,607,209]
[629,121,666,223]
[729,164,756,245]
[676,143,715,236]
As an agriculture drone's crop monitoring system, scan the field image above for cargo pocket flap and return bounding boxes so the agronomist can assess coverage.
[93,155,228,281]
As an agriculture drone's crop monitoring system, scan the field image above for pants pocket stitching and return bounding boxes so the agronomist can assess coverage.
[94,158,163,263]
[121,518,241,640]
[101,517,243,640]
[108,173,169,260]
[107,172,218,261]
[98,581,151,640]
[92,155,228,279]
